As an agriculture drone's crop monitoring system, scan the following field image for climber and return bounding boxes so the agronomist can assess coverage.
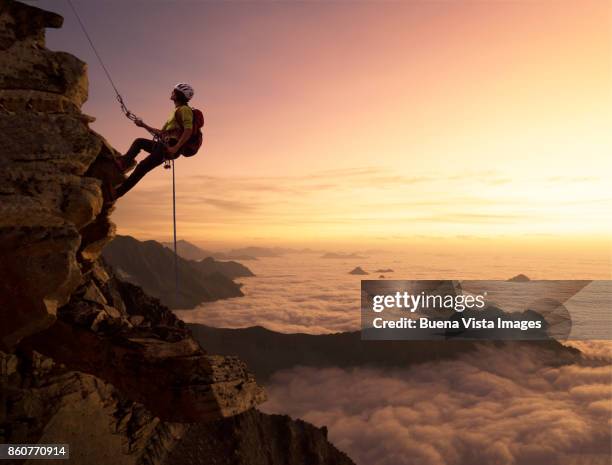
[113,83,195,198]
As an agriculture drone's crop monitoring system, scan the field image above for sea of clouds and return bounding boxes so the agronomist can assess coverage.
[176,251,608,335]
[261,343,612,465]
[177,253,612,464]
[176,255,364,333]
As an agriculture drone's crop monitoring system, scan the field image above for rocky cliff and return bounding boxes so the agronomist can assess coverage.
[0,2,353,464]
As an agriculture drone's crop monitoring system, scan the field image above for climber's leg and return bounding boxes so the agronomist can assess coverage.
[115,142,166,198]
[123,138,155,163]
[114,138,155,172]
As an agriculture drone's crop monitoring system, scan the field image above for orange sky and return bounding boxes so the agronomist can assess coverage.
[44,0,611,252]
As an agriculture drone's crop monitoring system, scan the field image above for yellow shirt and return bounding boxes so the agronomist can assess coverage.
[162,105,193,132]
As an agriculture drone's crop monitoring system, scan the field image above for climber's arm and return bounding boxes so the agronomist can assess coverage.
[134,119,161,136]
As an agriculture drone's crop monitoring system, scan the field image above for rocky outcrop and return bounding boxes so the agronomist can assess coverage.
[0,2,353,464]
[165,410,354,465]
[18,260,265,422]
[0,0,101,349]
[0,0,263,423]
[102,235,248,309]
[0,2,264,421]
[1,350,352,465]
[1,350,187,465]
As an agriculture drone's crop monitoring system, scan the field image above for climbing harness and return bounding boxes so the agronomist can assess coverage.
[67,0,180,306]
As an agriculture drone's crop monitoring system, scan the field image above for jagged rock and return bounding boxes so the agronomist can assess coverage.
[2,350,354,465]
[165,409,354,465]
[20,261,266,422]
[0,350,187,465]
[80,281,109,305]
[0,0,103,348]
[0,223,82,348]
[0,3,356,464]
[0,0,264,422]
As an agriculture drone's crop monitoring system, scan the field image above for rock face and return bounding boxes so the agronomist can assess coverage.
[18,260,265,422]
[1,349,352,465]
[0,3,353,464]
[165,410,354,465]
[103,235,250,309]
[0,0,262,422]
[1,350,188,465]
[0,0,102,349]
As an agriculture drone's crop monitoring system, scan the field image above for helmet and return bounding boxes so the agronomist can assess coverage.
[174,82,194,101]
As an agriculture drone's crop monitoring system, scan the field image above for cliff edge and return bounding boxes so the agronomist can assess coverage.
[0,2,353,464]
[0,0,264,423]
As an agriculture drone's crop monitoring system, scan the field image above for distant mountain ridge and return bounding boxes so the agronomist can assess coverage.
[188,325,580,382]
[162,241,319,260]
[161,239,217,261]
[162,240,381,263]
[322,252,367,259]
[103,236,255,308]
[349,266,368,275]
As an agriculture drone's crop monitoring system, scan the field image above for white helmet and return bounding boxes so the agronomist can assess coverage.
[174,82,194,101]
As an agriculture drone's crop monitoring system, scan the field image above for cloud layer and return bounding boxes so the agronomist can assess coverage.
[175,250,611,333]
[261,343,612,465]
[176,255,362,333]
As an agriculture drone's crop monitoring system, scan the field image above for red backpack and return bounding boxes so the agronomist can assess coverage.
[175,107,204,157]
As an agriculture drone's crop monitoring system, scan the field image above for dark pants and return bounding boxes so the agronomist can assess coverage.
[115,138,168,198]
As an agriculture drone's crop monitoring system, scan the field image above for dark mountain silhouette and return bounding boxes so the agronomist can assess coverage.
[161,239,262,261]
[188,325,580,382]
[508,273,531,282]
[322,252,367,259]
[349,266,369,275]
[216,253,258,260]
[162,239,216,261]
[193,256,255,279]
[225,246,288,257]
[103,235,251,308]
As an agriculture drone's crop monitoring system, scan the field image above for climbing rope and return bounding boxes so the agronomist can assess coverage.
[66,0,139,123]
[172,160,178,307]
[66,0,180,304]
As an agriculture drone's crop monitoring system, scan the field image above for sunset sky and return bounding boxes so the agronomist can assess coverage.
[38,0,611,252]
